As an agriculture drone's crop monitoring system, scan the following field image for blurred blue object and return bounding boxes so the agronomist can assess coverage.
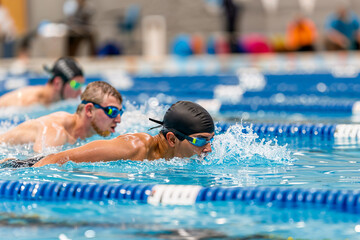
[2,40,15,58]
[37,20,51,35]
[97,41,122,57]
[172,34,193,56]
[118,5,140,33]
[206,35,216,54]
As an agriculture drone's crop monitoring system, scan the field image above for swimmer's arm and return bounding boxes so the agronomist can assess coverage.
[33,137,144,167]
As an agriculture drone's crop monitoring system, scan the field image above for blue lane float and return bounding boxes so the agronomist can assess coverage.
[216,122,360,139]
[1,180,360,214]
[219,98,358,114]
[0,181,155,203]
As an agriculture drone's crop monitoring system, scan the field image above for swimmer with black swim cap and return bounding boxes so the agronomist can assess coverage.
[44,57,84,100]
[150,100,215,151]
[0,57,84,107]
[32,101,215,167]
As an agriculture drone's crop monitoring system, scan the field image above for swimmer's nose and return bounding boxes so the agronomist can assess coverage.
[114,114,121,123]
[203,142,212,153]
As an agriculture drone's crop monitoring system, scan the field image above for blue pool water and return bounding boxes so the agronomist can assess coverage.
[0,72,360,239]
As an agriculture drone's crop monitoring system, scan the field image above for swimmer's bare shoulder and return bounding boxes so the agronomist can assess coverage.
[38,111,74,126]
[114,133,153,160]
[0,86,45,107]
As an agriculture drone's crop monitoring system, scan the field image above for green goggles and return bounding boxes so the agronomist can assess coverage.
[170,128,212,147]
[82,100,124,118]
[69,79,84,90]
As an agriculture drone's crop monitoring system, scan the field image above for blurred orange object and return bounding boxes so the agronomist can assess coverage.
[191,33,205,55]
[286,14,317,51]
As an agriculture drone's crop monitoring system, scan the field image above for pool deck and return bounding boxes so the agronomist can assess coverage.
[2,51,360,76]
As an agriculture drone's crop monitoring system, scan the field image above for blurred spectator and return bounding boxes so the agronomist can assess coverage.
[117,5,140,35]
[222,0,243,53]
[286,13,317,51]
[116,4,140,53]
[0,3,16,58]
[324,5,360,50]
[64,0,96,56]
[9,32,34,75]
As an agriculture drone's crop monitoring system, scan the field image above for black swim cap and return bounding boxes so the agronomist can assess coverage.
[150,101,215,136]
[45,57,83,83]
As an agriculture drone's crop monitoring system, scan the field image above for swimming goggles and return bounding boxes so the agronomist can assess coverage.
[171,128,212,147]
[81,100,124,118]
[69,79,84,90]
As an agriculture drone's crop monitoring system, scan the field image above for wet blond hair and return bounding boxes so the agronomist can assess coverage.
[76,81,123,113]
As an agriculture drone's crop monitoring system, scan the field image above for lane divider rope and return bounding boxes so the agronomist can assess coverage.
[1,181,360,214]
[216,123,360,139]
[219,100,359,114]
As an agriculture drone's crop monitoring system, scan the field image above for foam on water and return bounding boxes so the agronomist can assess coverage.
[117,98,169,135]
[205,123,294,166]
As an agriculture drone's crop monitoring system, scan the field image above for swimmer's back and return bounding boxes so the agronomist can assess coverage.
[0,111,76,146]
[0,86,47,107]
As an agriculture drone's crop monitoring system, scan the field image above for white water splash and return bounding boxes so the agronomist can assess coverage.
[205,123,294,166]
[116,99,169,135]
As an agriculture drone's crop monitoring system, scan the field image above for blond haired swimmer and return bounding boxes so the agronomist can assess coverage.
[0,81,123,153]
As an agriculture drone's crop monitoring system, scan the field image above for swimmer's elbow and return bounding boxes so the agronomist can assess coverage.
[32,159,45,167]
[33,154,64,167]
[33,157,52,167]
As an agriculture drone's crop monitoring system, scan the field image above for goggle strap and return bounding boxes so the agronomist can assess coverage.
[149,118,163,125]
[148,118,164,131]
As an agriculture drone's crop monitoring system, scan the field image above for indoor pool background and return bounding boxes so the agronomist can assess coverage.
[0,65,360,239]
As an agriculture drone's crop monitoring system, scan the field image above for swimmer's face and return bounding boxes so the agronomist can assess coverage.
[176,132,214,159]
[91,95,122,136]
[62,76,85,99]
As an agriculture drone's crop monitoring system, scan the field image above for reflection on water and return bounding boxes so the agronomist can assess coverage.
[0,200,359,239]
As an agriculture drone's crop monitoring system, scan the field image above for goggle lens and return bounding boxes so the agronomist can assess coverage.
[81,100,124,119]
[105,106,124,118]
[168,128,211,147]
[69,79,84,90]
[189,137,211,147]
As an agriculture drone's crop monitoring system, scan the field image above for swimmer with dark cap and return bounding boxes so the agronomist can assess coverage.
[28,101,214,167]
[0,57,84,107]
